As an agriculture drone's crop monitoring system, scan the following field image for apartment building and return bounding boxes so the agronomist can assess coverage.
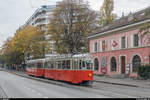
[22,5,57,55]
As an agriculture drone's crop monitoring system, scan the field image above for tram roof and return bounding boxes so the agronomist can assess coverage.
[26,53,92,63]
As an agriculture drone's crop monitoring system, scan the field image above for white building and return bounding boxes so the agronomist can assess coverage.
[22,5,57,55]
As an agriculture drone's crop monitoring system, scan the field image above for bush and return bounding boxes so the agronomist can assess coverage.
[138,65,150,79]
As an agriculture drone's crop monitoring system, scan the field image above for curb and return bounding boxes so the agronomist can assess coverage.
[94,80,139,87]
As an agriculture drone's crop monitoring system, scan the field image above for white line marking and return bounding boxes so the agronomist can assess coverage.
[43,97,49,98]
[31,89,36,93]
[37,93,42,96]
[27,88,31,90]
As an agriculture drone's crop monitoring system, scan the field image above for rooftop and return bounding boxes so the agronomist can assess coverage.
[88,6,150,38]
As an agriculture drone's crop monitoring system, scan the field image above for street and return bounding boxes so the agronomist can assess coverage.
[0,70,150,98]
[0,71,107,98]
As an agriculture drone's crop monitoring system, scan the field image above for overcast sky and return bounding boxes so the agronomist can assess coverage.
[0,0,150,47]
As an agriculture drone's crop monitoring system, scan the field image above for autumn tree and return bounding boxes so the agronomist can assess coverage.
[48,0,97,54]
[11,26,50,59]
[1,26,50,67]
[99,0,117,26]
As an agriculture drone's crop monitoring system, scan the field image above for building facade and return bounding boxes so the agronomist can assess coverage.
[88,7,150,78]
[21,5,57,55]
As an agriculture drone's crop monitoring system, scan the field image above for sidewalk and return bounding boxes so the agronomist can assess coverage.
[94,75,150,88]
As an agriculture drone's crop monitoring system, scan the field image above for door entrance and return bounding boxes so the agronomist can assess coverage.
[121,56,126,74]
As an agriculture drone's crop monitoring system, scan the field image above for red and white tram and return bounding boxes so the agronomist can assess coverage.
[26,54,94,84]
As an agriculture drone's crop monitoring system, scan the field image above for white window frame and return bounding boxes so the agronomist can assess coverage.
[111,39,115,50]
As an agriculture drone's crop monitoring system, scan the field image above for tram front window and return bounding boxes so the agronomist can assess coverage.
[86,61,93,70]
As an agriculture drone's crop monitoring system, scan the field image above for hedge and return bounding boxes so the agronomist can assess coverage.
[138,65,150,79]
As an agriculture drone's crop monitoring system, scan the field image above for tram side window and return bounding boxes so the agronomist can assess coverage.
[82,61,86,69]
[79,60,82,69]
[46,62,54,69]
[32,63,35,68]
[37,63,42,68]
[51,62,54,69]
[62,61,65,69]
[58,61,61,69]
[27,64,31,68]
[72,60,78,69]
[66,60,70,69]
[44,62,48,68]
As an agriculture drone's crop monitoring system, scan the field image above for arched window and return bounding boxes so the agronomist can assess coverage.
[94,58,99,71]
[132,55,141,72]
[110,57,117,72]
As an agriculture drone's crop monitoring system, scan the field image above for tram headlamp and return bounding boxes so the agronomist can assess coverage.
[88,73,92,77]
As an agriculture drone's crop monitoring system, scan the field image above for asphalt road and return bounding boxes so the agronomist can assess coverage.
[0,71,108,98]
[1,70,150,98]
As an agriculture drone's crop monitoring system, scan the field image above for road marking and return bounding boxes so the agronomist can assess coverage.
[37,93,42,96]
[43,97,49,98]
[31,89,36,93]
[27,88,31,90]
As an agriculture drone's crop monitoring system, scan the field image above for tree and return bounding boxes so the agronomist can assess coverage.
[139,23,150,44]
[99,0,117,26]
[48,0,97,54]
[1,26,50,67]
[11,26,50,59]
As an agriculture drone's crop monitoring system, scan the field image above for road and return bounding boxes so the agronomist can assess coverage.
[0,70,150,98]
[0,71,107,98]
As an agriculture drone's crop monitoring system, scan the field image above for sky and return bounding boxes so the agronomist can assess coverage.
[0,0,150,47]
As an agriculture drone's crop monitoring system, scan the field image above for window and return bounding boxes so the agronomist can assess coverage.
[37,62,42,68]
[101,56,107,68]
[121,37,126,49]
[94,42,98,52]
[110,57,117,72]
[102,40,106,51]
[132,55,141,72]
[94,58,99,71]
[111,39,114,50]
[133,34,139,47]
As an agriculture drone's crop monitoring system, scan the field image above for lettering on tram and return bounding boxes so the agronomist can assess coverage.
[26,54,94,85]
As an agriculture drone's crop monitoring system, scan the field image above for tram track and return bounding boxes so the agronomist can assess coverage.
[0,86,8,99]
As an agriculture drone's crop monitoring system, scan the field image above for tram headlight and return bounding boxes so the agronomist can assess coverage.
[88,73,92,77]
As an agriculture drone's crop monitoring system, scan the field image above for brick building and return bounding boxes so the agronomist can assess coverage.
[88,7,150,78]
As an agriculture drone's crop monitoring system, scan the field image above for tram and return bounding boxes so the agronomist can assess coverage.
[26,54,94,84]
[26,59,45,77]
